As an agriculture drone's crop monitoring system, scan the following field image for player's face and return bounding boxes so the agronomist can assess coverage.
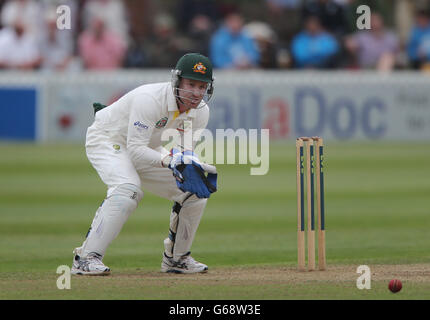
[177,78,208,110]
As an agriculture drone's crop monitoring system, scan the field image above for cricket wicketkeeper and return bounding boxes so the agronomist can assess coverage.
[71,53,217,275]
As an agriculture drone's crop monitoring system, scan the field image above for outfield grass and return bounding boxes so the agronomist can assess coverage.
[0,141,429,299]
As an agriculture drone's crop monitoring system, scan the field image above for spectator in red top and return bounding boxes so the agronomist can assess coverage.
[78,17,126,70]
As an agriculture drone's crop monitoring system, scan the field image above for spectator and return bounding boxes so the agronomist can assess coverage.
[144,13,185,68]
[407,10,430,69]
[187,14,214,57]
[78,17,126,70]
[1,0,42,39]
[244,21,279,68]
[265,0,301,45]
[175,0,219,32]
[123,28,147,68]
[345,12,399,71]
[0,18,41,69]
[302,0,348,37]
[210,12,260,69]
[291,16,339,69]
[39,9,73,71]
[82,0,129,46]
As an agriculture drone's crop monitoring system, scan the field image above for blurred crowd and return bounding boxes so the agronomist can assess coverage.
[0,0,430,72]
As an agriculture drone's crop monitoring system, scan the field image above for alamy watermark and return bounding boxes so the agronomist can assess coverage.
[356,5,371,30]
[356,265,371,290]
[56,265,71,289]
[57,5,71,30]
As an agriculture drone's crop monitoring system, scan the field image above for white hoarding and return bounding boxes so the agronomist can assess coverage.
[0,71,429,142]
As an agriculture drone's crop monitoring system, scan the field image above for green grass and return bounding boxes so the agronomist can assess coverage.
[0,142,430,299]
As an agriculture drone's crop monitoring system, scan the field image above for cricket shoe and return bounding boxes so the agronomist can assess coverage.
[161,251,208,274]
[71,249,111,276]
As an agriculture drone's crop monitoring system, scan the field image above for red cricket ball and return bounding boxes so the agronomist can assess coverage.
[388,279,402,293]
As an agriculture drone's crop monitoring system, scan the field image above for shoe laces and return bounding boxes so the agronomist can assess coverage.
[180,252,198,264]
[183,256,196,263]
[86,252,105,266]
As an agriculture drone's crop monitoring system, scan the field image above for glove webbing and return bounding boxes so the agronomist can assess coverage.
[192,163,217,193]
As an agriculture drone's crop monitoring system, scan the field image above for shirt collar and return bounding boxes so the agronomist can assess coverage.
[172,108,197,120]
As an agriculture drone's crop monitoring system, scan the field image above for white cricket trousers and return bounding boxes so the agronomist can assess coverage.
[77,121,207,260]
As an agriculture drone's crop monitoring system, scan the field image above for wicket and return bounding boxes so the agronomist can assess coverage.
[296,137,326,271]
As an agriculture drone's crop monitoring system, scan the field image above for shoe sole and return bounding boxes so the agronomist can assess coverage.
[71,269,111,276]
[161,267,208,274]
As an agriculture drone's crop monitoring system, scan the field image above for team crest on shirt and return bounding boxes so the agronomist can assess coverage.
[192,62,206,74]
[155,117,168,128]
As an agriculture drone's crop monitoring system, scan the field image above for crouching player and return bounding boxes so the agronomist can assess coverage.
[71,53,217,275]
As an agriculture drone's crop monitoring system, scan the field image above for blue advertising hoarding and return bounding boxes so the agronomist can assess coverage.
[0,88,37,140]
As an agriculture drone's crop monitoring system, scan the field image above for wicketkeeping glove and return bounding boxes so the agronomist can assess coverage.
[167,150,218,198]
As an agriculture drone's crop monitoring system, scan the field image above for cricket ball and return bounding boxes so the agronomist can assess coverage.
[388,279,402,293]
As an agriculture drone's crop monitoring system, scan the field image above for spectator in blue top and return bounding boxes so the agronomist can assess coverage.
[291,15,339,69]
[407,10,430,69]
[210,12,260,69]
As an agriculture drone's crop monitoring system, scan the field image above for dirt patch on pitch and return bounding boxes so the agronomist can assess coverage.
[115,263,430,285]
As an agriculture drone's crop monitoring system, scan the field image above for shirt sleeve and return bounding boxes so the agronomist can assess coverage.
[127,93,165,168]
